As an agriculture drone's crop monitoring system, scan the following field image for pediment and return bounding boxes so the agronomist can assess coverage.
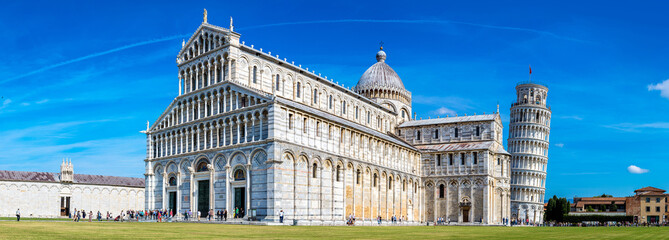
[177,23,238,63]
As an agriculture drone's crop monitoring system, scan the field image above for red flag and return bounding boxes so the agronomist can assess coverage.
[529,65,532,75]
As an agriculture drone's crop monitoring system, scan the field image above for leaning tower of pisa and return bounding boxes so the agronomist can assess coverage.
[508,82,551,225]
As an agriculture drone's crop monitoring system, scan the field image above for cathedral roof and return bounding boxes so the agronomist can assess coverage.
[0,170,144,188]
[398,114,498,128]
[355,48,407,93]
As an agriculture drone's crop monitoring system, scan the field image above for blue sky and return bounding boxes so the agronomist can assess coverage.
[1,0,668,199]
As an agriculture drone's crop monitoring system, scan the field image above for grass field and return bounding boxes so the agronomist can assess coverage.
[1,221,668,239]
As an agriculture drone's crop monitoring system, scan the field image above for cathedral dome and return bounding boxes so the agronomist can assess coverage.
[355,48,411,106]
[356,48,406,92]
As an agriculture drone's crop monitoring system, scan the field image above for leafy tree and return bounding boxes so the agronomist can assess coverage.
[594,194,612,198]
[545,195,571,222]
[609,204,618,212]
[586,206,595,212]
[599,204,607,212]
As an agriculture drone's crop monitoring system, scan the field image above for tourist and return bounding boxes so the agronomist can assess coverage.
[378,215,382,225]
[88,211,92,222]
[279,210,284,223]
[82,210,86,220]
[197,210,201,221]
[234,207,238,218]
[223,209,228,221]
[76,211,81,222]
[16,208,20,221]
[157,211,162,222]
[209,209,213,221]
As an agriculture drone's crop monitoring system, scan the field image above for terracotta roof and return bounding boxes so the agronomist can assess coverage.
[0,170,144,188]
[73,174,144,188]
[634,186,666,193]
[0,170,59,182]
[574,197,627,208]
[415,141,495,152]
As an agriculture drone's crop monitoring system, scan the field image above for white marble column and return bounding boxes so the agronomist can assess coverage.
[245,164,251,220]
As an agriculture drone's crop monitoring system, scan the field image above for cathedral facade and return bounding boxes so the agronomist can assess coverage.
[144,14,517,225]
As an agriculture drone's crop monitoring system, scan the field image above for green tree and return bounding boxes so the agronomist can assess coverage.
[599,204,607,212]
[595,194,612,198]
[545,196,557,221]
[609,204,618,212]
[587,206,595,212]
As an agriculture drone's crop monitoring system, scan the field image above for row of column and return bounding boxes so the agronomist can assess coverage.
[161,88,263,130]
[151,114,266,159]
[179,57,232,95]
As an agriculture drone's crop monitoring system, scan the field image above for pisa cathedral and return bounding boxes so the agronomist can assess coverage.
[144,13,550,225]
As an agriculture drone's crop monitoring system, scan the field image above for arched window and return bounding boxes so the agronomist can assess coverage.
[329,95,333,109]
[312,163,318,178]
[196,161,209,172]
[455,128,459,138]
[388,177,393,190]
[313,89,318,104]
[373,173,378,187]
[276,75,281,91]
[340,101,346,115]
[336,165,341,182]
[169,177,177,186]
[356,169,361,185]
[434,129,439,138]
[416,130,421,140]
[233,169,246,181]
[252,66,258,83]
[296,82,301,98]
[475,126,480,136]
[439,184,445,198]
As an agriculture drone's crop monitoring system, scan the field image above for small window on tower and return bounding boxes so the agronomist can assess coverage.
[416,130,421,140]
[476,126,480,136]
[434,129,439,139]
[437,154,441,166]
[455,128,459,138]
[461,153,465,165]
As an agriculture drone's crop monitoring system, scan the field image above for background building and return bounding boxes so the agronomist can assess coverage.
[508,82,551,224]
[0,160,144,218]
[569,186,669,224]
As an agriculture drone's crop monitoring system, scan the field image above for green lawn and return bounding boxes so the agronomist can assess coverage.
[1,222,668,239]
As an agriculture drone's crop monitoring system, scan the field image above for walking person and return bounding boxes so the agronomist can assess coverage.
[88,211,92,222]
[223,209,228,221]
[16,209,20,221]
[279,210,284,223]
[197,210,201,221]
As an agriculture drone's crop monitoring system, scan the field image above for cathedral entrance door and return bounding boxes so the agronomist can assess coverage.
[234,187,246,218]
[462,207,470,222]
[198,180,210,218]
[168,192,177,213]
[60,196,70,217]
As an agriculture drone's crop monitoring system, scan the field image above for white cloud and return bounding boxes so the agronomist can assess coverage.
[627,165,649,174]
[648,79,669,99]
[554,143,564,148]
[559,115,583,121]
[430,107,457,116]
[0,98,11,110]
[605,122,669,132]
